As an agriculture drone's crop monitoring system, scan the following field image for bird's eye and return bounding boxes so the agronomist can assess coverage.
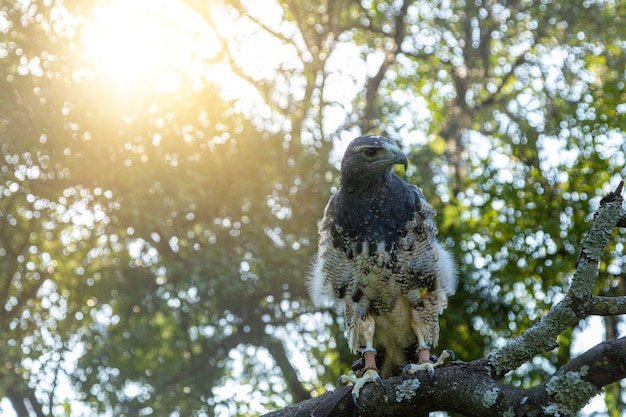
[363,148,378,158]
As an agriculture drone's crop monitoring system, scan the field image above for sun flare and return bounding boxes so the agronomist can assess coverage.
[80,0,301,105]
[81,0,218,92]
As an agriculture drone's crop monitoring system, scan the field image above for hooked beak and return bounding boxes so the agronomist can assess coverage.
[385,143,408,171]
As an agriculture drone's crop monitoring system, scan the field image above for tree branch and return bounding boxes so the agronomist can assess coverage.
[358,0,409,134]
[585,295,626,316]
[264,181,626,416]
[6,382,46,417]
[487,181,624,378]
[264,335,311,403]
[262,337,626,417]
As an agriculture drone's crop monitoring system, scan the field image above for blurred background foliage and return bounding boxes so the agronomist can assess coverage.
[0,0,624,416]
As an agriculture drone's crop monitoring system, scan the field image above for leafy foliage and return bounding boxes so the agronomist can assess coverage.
[0,0,624,416]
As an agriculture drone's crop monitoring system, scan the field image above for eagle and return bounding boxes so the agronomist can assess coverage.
[308,135,457,404]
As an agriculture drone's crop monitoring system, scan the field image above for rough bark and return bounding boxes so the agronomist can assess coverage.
[264,337,625,417]
[262,182,626,417]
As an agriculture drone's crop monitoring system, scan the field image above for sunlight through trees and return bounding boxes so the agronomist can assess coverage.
[0,0,624,416]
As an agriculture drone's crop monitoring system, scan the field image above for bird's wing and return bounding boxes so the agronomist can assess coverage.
[307,193,352,311]
[392,185,457,350]
[404,185,457,297]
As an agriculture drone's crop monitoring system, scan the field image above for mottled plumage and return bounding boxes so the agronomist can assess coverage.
[308,135,457,393]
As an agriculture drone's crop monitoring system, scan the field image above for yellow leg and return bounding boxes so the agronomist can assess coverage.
[338,314,387,405]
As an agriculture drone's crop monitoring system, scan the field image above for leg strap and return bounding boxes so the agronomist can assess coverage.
[360,347,378,373]
[417,345,431,363]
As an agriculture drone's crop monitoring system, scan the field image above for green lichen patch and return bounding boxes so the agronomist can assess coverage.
[395,378,421,402]
[544,366,599,416]
[503,407,515,417]
[482,387,500,408]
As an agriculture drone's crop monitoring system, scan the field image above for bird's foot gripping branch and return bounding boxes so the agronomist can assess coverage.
[264,180,626,417]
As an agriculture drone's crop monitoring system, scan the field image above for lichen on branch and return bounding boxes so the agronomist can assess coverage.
[488,182,625,377]
[264,182,626,417]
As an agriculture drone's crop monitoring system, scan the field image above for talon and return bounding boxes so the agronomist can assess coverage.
[348,368,383,406]
[433,349,455,366]
[336,374,356,388]
[403,347,452,378]
[376,377,389,402]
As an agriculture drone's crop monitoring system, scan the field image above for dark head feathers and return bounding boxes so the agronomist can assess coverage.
[333,135,416,254]
[340,135,408,192]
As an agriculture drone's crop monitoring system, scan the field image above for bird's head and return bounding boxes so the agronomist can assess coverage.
[340,135,408,190]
